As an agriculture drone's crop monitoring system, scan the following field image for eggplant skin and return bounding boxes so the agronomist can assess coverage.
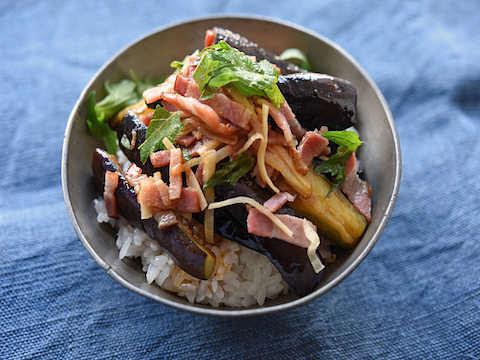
[115,111,154,175]
[213,179,324,296]
[92,148,213,280]
[278,73,357,131]
[213,27,303,75]
[115,111,170,180]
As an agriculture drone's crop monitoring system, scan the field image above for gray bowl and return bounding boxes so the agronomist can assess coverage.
[62,15,401,316]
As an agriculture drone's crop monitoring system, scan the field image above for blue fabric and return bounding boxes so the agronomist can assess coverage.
[1,0,479,358]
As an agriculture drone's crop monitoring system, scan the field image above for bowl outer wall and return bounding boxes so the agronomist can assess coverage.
[62,15,401,316]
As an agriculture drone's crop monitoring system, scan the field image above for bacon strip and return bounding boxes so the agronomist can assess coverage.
[143,74,176,105]
[124,164,147,189]
[280,102,306,139]
[175,188,201,213]
[174,74,190,96]
[138,178,201,214]
[263,192,296,212]
[204,93,252,130]
[153,173,171,207]
[176,134,196,147]
[204,29,216,48]
[150,150,171,168]
[261,100,296,147]
[297,130,330,166]
[181,54,199,78]
[161,93,237,137]
[104,171,119,218]
[169,148,184,201]
[247,209,311,248]
[341,153,372,222]
[268,130,288,145]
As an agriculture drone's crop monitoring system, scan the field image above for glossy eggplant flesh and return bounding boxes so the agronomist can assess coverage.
[278,73,357,131]
[213,27,303,75]
[92,148,214,280]
[214,178,330,296]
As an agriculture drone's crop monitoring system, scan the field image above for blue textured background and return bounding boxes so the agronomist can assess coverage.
[1,1,479,358]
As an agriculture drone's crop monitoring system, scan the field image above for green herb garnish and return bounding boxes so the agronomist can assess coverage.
[314,131,363,188]
[94,80,138,122]
[192,41,285,107]
[170,60,184,70]
[138,106,184,163]
[86,72,161,153]
[322,131,363,152]
[204,153,255,188]
[128,70,161,96]
[86,91,119,153]
[278,48,311,71]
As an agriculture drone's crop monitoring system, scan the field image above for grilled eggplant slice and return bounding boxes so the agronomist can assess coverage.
[92,148,215,279]
[213,179,330,296]
[278,73,357,131]
[286,170,368,248]
[141,72,356,132]
[114,111,166,177]
[212,27,303,75]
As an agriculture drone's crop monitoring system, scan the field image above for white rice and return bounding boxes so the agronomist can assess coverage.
[94,199,287,307]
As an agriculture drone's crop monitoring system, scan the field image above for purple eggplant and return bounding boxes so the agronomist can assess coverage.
[114,111,154,174]
[213,179,331,296]
[278,73,357,130]
[92,148,215,280]
[212,27,303,75]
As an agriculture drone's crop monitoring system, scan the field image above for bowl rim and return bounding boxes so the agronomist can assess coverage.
[62,14,402,317]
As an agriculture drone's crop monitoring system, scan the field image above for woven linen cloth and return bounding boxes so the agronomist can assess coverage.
[1,1,479,358]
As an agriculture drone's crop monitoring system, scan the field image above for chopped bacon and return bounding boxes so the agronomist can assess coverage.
[143,74,175,105]
[176,188,202,213]
[280,102,306,139]
[161,93,237,137]
[154,174,171,207]
[263,192,296,212]
[139,110,154,126]
[297,130,330,166]
[174,74,190,96]
[263,101,296,147]
[162,102,179,113]
[176,134,196,147]
[203,93,252,130]
[104,171,119,218]
[185,79,200,99]
[268,130,288,145]
[247,209,311,248]
[289,147,309,175]
[138,179,201,214]
[184,116,238,145]
[125,163,147,189]
[195,162,204,187]
[341,153,372,222]
[181,54,199,78]
[155,211,178,229]
[169,148,184,201]
[174,73,200,99]
[150,150,171,168]
[204,29,216,48]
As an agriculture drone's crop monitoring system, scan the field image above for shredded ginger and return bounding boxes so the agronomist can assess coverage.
[303,219,325,273]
